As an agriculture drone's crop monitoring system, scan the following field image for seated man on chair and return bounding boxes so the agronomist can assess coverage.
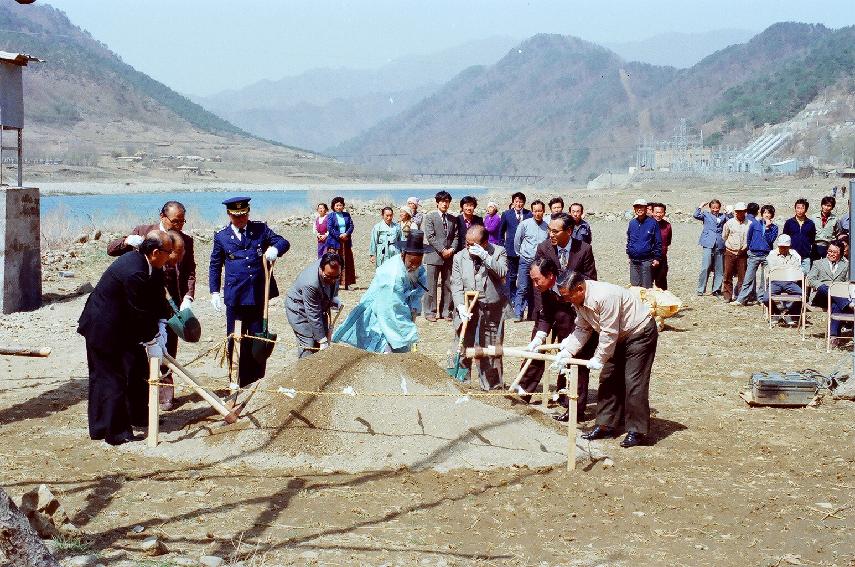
[807,240,853,338]
[766,234,803,327]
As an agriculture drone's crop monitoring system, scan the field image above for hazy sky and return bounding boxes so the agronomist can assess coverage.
[43,0,855,96]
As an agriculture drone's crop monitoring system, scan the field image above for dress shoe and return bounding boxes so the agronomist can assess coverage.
[554,410,588,423]
[580,425,615,440]
[105,431,144,446]
[620,431,647,448]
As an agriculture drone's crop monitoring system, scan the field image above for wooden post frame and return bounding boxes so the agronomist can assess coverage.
[164,354,238,424]
[228,319,242,407]
[147,357,160,448]
[567,365,579,471]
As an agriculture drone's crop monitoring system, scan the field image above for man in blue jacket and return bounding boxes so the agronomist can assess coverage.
[735,204,778,305]
[209,197,290,386]
[626,199,662,288]
[498,192,530,313]
[693,199,727,296]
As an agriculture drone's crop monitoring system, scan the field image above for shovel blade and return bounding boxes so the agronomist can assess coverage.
[445,353,468,382]
[250,331,277,364]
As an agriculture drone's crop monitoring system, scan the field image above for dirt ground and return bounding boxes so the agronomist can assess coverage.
[1,178,854,566]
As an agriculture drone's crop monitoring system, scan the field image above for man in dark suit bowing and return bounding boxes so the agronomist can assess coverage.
[78,231,173,445]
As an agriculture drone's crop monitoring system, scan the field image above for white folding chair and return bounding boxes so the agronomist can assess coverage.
[766,265,806,338]
[827,282,855,352]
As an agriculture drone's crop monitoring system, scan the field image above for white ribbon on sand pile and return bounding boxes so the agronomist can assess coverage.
[455,395,470,405]
[342,386,356,397]
[400,377,409,395]
[277,387,297,399]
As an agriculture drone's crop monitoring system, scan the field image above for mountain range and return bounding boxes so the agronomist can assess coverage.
[334,22,854,179]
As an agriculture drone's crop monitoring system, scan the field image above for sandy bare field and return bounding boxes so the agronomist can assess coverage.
[1,179,853,566]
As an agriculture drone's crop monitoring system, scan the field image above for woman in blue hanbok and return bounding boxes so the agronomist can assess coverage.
[369,206,403,268]
[333,231,427,353]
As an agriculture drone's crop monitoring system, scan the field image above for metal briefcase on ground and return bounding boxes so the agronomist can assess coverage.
[749,372,818,407]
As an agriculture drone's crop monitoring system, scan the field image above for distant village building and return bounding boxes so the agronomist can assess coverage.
[770,158,800,175]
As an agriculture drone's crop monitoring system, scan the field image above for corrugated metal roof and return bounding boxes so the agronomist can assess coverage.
[0,51,43,66]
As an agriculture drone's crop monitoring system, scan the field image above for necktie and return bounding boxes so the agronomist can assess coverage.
[238,227,245,241]
[442,214,448,234]
[559,248,568,270]
[517,212,521,222]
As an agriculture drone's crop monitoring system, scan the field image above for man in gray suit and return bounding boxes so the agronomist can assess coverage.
[452,225,508,390]
[423,191,459,321]
[285,251,343,358]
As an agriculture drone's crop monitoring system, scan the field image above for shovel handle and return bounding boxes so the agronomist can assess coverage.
[263,259,274,321]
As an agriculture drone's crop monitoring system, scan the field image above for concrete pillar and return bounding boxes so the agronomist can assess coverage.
[0,187,41,313]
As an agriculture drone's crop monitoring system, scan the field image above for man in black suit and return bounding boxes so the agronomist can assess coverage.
[531,213,597,315]
[78,230,173,445]
[513,257,598,421]
[454,195,484,252]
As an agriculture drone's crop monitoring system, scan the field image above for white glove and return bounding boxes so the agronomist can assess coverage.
[549,349,570,371]
[468,244,488,260]
[586,357,604,370]
[526,330,548,351]
[210,292,224,312]
[179,296,193,312]
[144,340,164,362]
[157,320,168,351]
[457,304,472,321]
[264,246,279,262]
[318,338,329,351]
[331,296,343,310]
[124,234,144,247]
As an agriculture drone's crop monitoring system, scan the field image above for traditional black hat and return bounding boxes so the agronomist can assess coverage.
[222,196,251,215]
[402,230,425,254]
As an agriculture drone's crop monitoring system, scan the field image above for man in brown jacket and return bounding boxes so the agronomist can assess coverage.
[107,200,196,410]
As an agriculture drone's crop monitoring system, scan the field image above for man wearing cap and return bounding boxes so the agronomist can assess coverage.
[626,199,662,288]
[106,200,196,411]
[721,202,751,302]
[209,197,290,386]
[285,251,343,358]
[333,231,428,353]
[766,234,803,326]
[407,197,423,230]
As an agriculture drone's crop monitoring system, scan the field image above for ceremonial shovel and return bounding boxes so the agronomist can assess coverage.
[249,259,277,364]
[447,291,479,381]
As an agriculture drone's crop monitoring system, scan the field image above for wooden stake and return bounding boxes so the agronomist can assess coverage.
[164,354,238,424]
[0,346,51,357]
[147,357,160,448]
[228,319,242,408]
[567,365,578,472]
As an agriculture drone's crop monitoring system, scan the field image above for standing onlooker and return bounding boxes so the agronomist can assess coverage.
[422,191,458,321]
[513,200,548,320]
[721,202,750,302]
[483,201,502,245]
[455,196,483,252]
[569,202,592,244]
[736,204,778,305]
[812,196,837,260]
[451,225,508,390]
[626,199,662,289]
[745,202,760,222]
[782,198,816,274]
[693,199,727,296]
[651,202,672,290]
[548,197,565,220]
[499,192,530,316]
[313,203,330,258]
[326,196,356,289]
[369,206,402,268]
[398,206,415,239]
[407,197,423,230]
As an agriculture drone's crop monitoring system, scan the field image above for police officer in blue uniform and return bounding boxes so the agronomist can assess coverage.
[209,197,290,385]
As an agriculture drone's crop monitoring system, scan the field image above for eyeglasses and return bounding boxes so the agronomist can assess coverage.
[164,217,186,226]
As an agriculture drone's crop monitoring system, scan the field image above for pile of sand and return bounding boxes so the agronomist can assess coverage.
[129,345,604,472]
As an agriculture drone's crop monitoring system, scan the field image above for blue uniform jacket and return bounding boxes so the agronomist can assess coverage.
[626,216,662,261]
[746,218,778,254]
[782,217,816,260]
[499,208,531,258]
[326,211,354,249]
[693,208,726,249]
[209,221,290,306]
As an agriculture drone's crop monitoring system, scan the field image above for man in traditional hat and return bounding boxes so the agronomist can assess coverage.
[107,200,197,410]
[209,197,290,385]
[285,251,343,358]
[333,231,428,353]
[78,230,173,445]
